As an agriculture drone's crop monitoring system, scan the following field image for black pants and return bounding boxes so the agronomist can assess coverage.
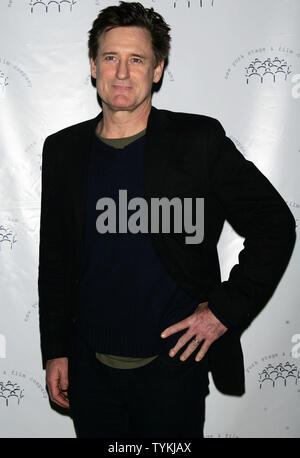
[68,334,209,439]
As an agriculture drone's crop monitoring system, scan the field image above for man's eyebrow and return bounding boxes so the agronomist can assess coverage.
[101,51,147,59]
[131,54,146,59]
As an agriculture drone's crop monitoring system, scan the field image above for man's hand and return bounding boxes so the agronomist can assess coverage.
[161,301,228,362]
[46,357,70,408]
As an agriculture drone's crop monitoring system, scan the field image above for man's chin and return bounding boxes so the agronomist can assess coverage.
[103,101,139,113]
[111,105,133,111]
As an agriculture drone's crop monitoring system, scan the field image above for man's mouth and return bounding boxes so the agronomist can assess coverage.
[112,84,132,90]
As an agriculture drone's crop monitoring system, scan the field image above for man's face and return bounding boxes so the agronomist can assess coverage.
[90,26,164,113]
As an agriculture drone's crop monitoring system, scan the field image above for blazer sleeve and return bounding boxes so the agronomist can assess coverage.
[38,135,71,367]
[206,119,296,327]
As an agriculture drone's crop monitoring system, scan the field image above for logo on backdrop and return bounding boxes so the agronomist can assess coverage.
[0,381,24,406]
[0,214,40,251]
[245,57,292,84]
[246,351,300,392]
[225,46,300,85]
[259,362,300,389]
[0,369,48,405]
[0,225,17,251]
[245,350,300,435]
[30,0,77,13]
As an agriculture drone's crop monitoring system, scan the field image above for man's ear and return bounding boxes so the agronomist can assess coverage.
[153,60,165,84]
[91,58,97,79]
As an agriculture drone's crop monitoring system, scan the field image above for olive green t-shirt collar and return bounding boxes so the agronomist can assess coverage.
[95,126,147,150]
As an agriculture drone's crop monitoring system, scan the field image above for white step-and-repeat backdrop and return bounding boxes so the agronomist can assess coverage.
[0,0,299,438]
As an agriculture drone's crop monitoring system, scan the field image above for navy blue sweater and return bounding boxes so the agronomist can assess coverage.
[78,133,202,357]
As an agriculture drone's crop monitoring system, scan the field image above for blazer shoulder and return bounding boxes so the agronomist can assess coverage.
[154,107,225,135]
[44,113,101,146]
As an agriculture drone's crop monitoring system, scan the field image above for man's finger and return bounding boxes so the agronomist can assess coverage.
[179,336,205,361]
[59,372,69,393]
[47,379,70,408]
[161,318,189,339]
[195,340,211,362]
[168,330,195,357]
[50,389,70,408]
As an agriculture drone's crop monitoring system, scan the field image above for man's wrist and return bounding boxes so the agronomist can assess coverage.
[207,303,231,329]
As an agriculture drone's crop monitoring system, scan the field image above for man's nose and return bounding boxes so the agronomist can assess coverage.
[116,59,130,80]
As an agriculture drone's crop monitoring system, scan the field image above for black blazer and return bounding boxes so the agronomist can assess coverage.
[38,106,296,395]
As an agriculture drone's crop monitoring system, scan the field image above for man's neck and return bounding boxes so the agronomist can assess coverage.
[99,101,151,139]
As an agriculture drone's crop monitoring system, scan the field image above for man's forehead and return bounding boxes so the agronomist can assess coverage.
[99,26,151,48]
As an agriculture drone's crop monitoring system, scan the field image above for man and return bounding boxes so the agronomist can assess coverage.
[38,2,296,438]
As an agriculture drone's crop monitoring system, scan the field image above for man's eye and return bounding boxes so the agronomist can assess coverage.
[105,56,116,61]
[132,58,142,63]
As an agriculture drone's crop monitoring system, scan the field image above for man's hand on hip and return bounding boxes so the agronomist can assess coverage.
[46,357,70,408]
[160,301,228,362]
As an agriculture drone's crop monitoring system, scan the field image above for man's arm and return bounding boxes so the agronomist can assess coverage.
[38,136,72,406]
[161,119,296,360]
[38,136,70,364]
[206,119,296,326]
